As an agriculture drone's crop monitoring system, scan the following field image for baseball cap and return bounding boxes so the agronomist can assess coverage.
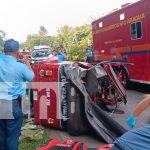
[4,39,19,52]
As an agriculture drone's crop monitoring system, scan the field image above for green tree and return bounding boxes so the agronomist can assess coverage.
[0,30,6,50]
[56,24,92,61]
[39,26,48,36]
[21,26,51,49]
[21,24,92,61]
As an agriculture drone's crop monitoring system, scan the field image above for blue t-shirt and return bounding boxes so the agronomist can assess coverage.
[86,49,93,57]
[114,124,150,150]
[0,55,34,100]
[0,53,4,57]
[55,53,66,62]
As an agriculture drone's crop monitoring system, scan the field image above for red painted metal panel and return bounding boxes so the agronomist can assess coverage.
[92,0,150,83]
[32,63,61,128]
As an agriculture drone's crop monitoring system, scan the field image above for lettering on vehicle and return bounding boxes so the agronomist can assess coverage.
[94,13,145,34]
[46,88,51,106]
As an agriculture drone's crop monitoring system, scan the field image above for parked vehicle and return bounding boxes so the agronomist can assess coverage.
[33,45,50,51]
[92,0,150,86]
[31,49,58,63]
[32,59,127,143]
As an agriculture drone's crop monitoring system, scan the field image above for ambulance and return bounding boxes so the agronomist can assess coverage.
[92,0,150,85]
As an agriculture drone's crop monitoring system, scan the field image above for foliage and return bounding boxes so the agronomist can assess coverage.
[0,30,6,50]
[21,24,92,61]
[39,26,48,36]
[21,26,51,49]
[56,24,92,61]
[67,44,86,61]
[1,23,92,61]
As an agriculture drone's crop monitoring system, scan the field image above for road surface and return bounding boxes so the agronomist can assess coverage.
[48,83,150,148]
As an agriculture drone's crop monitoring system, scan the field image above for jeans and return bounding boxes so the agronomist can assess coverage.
[0,99,23,150]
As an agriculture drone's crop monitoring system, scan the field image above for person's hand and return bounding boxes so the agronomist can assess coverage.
[22,55,29,63]
[17,52,23,60]
[126,115,137,128]
[18,53,29,63]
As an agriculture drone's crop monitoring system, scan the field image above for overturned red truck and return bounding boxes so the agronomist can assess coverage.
[31,58,127,144]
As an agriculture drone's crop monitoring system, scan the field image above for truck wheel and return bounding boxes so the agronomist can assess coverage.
[66,83,89,136]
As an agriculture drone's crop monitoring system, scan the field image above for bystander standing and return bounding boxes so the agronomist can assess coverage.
[55,47,67,62]
[86,48,93,63]
[0,39,34,150]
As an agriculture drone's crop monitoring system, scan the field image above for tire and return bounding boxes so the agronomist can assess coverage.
[66,83,89,136]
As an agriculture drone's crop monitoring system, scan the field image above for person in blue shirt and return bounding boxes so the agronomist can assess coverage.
[0,51,4,57]
[86,48,93,63]
[0,53,4,58]
[55,47,67,62]
[111,96,150,150]
[0,39,34,150]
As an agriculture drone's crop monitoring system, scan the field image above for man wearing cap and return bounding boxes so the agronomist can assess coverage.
[0,39,34,150]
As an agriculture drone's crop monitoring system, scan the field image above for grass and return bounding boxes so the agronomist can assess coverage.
[19,120,51,150]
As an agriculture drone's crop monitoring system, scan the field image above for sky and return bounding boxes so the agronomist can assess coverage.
[0,0,138,42]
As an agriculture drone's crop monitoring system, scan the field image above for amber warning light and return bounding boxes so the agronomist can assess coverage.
[40,70,53,77]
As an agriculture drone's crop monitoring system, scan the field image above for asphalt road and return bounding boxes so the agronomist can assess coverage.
[48,83,150,148]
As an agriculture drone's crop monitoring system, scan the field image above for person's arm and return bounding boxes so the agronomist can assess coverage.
[62,52,67,60]
[22,55,33,71]
[133,97,150,117]
[18,52,32,71]
[18,53,34,81]
[126,97,150,128]
[64,55,67,60]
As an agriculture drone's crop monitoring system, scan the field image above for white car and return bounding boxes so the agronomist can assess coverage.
[31,49,53,62]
